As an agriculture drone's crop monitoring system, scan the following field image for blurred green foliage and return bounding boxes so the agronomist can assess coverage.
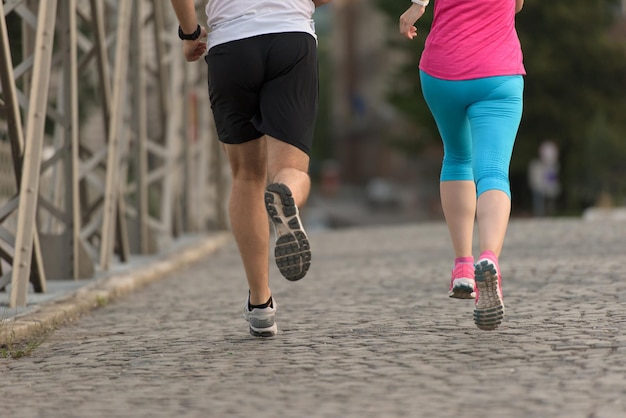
[375,0,626,213]
[310,8,335,181]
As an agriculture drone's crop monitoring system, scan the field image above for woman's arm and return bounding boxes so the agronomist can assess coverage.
[516,0,524,13]
[399,3,427,40]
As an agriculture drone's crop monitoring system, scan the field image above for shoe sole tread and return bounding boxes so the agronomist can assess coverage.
[265,183,311,281]
[473,260,505,330]
[449,278,475,299]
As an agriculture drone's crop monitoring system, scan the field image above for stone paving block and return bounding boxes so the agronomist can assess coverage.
[0,219,625,417]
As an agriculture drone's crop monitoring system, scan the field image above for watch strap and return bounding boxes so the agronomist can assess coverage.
[178,24,201,41]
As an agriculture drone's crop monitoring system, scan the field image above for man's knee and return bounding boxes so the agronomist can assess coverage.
[231,163,267,183]
[266,137,310,175]
[224,140,267,181]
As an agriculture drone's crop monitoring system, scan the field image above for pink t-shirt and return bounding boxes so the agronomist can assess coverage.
[419,0,526,80]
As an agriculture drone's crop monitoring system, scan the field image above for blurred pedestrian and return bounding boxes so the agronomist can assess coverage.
[528,141,561,217]
[170,0,331,337]
[400,0,525,330]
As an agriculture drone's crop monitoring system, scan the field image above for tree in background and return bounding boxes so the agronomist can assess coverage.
[374,1,436,155]
[375,0,626,214]
[310,7,334,176]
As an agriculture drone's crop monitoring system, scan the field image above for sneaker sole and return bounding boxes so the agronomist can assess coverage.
[449,278,476,299]
[473,260,505,330]
[265,183,311,281]
[243,305,278,338]
[249,324,278,338]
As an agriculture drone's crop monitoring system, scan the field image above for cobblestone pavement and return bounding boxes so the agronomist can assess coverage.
[1,218,625,418]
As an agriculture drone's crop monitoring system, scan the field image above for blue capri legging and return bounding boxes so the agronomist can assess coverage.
[420,71,524,198]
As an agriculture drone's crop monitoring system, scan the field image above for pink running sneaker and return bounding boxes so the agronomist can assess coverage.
[473,258,505,330]
[449,263,476,299]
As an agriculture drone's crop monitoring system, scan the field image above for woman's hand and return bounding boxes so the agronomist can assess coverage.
[399,4,426,40]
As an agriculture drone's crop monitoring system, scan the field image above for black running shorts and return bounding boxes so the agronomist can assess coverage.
[205,32,318,156]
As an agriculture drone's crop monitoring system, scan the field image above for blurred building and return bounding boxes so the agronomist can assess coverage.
[329,0,416,185]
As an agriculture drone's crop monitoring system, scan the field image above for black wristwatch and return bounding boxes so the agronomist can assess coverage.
[178,24,201,41]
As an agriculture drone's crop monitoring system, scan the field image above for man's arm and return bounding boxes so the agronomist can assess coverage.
[313,0,332,7]
[170,0,199,34]
[169,0,207,62]
[516,0,524,13]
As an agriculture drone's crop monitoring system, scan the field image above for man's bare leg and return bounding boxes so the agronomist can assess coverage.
[265,136,312,281]
[267,137,311,206]
[223,138,271,306]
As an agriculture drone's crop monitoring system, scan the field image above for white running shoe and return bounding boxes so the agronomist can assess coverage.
[243,295,277,337]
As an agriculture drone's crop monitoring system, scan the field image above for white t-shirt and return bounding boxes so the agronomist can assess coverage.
[205,0,317,50]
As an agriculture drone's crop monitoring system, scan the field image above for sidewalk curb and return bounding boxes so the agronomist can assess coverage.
[0,232,232,346]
